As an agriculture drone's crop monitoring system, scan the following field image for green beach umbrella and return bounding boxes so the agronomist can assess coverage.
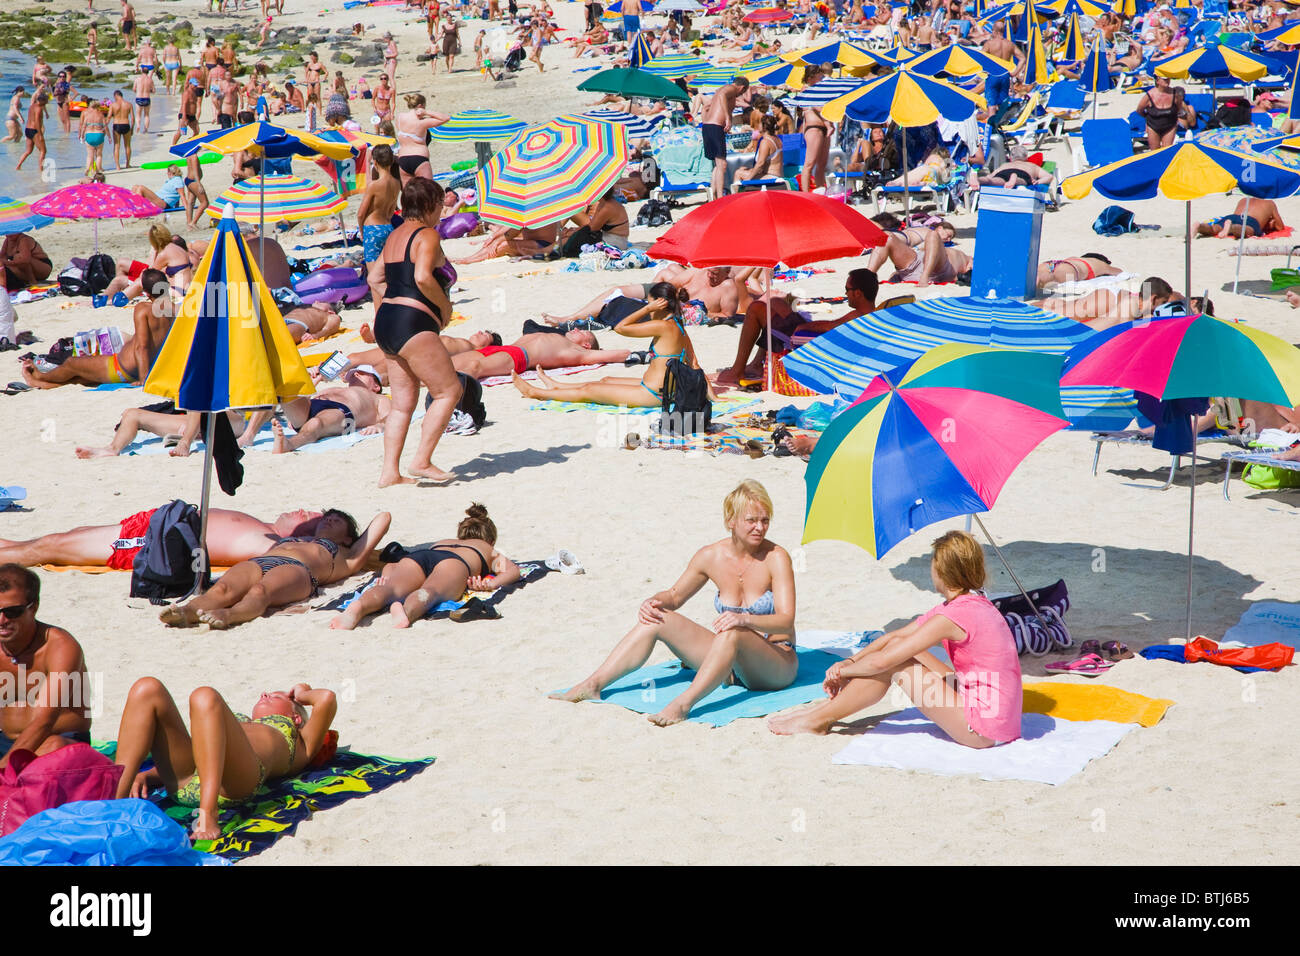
[576,68,691,102]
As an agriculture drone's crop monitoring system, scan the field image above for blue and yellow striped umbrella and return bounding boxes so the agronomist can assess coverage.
[745,61,806,87]
[1057,13,1086,63]
[145,207,312,414]
[906,45,1013,78]
[170,121,355,162]
[782,40,899,69]
[629,30,656,68]
[1043,0,1108,15]
[1022,2,1052,85]
[786,77,868,107]
[1111,0,1135,17]
[1080,37,1115,100]
[429,109,528,144]
[821,69,984,125]
[977,1,1056,24]
[641,52,714,78]
[1152,41,1277,83]
[803,344,1069,558]
[476,116,630,228]
[207,175,346,223]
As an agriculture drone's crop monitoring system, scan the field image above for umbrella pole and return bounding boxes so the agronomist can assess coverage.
[1185,200,1192,302]
[766,267,774,393]
[971,514,1047,623]
[901,132,909,218]
[185,412,219,600]
[1186,412,1196,641]
[1232,197,1250,294]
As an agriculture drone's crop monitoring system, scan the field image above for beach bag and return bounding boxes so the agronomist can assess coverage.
[658,358,711,435]
[1211,96,1251,129]
[0,744,123,837]
[56,265,92,298]
[635,199,673,227]
[1093,205,1137,236]
[990,579,1072,657]
[1242,461,1300,490]
[129,499,208,605]
[83,254,116,296]
[768,352,820,397]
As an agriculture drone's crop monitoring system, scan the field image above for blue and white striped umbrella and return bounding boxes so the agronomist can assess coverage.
[579,108,660,140]
[786,78,866,107]
[784,295,1138,430]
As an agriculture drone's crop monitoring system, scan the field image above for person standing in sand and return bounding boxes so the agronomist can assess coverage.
[87,23,100,66]
[394,94,449,184]
[162,38,182,95]
[701,76,749,199]
[384,33,399,90]
[552,481,797,726]
[372,178,461,487]
[136,35,157,78]
[768,531,1023,747]
[0,566,93,767]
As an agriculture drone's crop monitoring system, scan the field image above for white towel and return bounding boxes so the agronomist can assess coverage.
[831,710,1135,785]
[795,629,883,659]
[1041,271,1140,298]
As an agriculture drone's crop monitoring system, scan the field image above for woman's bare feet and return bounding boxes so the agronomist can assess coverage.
[378,471,418,487]
[510,371,542,399]
[197,609,232,630]
[389,601,411,628]
[766,704,832,736]
[74,445,117,459]
[532,366,562,388]
[168,436,194,458]
[408,464,457,484]
[548,679,601,702]
[159,604,201,627]
[191,808,222,842]
[271,419,292,454]
[360,322,376,343]
[647,700,690,726]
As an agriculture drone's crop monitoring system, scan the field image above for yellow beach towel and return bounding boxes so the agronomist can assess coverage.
[1023,682,1174,728]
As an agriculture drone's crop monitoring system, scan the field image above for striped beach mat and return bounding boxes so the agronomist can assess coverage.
[783,295,1136,430]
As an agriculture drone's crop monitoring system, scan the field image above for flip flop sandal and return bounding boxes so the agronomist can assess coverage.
[4,382,32,394]
[743,439,765,459]
[1101,641,1134,661]
[1078,639,1102,658]
[1043,653,1113,676]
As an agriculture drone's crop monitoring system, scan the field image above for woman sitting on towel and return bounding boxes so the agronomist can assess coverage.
[114,679,337,841]
[768,531,1022,746]
[552,481,797,726]
[511,282,712,408]
[159,510,390,629]
[330,503,521,630]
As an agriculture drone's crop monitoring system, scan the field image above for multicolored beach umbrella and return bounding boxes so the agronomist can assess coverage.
[1062,314,1300,637]
[641,51,714,78]
[688,66,741,91]
[476,116,630,228]
[170,121,355,164]
[0,196,55,236]
[1151,41,1276,83]
[783,294,1135,430]
[1111,0,1135,18]
[746,60,806,88]
[743,7,795,22]
[310,126,392,198]
[906,44,1013,78]
[1057,13,1086,64]
[803,344,1070,558]
[207,175,346,223]
[629,30,656,69]
[429,108,528,143]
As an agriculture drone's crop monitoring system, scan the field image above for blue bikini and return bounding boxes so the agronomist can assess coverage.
[640,317,688,400]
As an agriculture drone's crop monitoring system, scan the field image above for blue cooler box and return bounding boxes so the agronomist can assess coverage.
[972,186,1046,300]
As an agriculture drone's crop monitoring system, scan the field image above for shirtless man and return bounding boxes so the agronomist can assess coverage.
[0,508,341,570]
[452,329,630,379]
[108,89,135,169]
[282,302,342,343]
[264,367,392,453]
[978,158,1054,188]
[218,74,240,130]
[14,92,48,172]
[1195,198,1286,239]
[172,75,201,146]
[0,566,92,768]
[120,0,138,53]
[132,68,154,134]
[1037,276,1184,330]
[22,270,174,389]
[701,76,750,199]
[542,266,742,327]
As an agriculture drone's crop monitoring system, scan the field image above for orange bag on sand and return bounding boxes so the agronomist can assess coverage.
[1184,637,1294,672]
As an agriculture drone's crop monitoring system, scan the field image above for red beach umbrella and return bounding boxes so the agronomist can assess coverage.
[648,190,887,390]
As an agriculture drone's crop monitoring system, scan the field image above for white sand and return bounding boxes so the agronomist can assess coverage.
[2,0,1297,865]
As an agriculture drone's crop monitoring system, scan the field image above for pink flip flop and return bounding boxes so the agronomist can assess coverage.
[1044,653,1114,677]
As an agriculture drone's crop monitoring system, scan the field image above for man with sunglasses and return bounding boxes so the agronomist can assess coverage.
[0,565,92,768]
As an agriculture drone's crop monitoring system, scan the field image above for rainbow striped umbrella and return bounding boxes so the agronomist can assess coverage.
[310,126,393,198]
[804,344,1069,558]
[144,205,313,582]
[0,196,55,236]
[429,108,528,143]
[906,44,1013,78]
[207,175,346,224]
[476,116,630,228]
[641,52,714,78]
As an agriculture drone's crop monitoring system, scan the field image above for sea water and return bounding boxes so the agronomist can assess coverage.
[0,49,180,198]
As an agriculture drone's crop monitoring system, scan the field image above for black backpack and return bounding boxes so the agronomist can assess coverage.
[425,372,486,428]
[57,266,91,298]
[658,358,711,436]
[84,254,116,295]
[129,500,209,605]
[1210,96,1251,129]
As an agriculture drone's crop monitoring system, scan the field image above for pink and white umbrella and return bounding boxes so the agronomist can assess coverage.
[32,182,164,253]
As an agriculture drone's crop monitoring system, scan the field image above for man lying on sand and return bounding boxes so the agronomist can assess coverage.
[0,507,342,569]
[160,509,388,629]
[262,366,391,453]
[453,328,629,379]
[21,270,174,389]
[454,222,560,263]
[541,266,745,328]
[283,302,341,343]
[0,564,93,766]
[1194,198,1286,239]
[114,679,336,841]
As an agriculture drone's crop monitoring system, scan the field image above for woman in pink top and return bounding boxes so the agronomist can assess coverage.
[768,530,1022,746]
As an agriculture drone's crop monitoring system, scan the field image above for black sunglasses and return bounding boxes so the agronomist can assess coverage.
[0,602,34,620]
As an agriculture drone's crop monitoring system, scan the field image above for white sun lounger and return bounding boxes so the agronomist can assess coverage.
[1090,430,1247,490]
[1219,450,1300,501]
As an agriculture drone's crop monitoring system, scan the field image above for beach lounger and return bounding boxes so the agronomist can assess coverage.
[1219,450,1300,500]
[1079,118,1135,170]
[1090,430,1247,490]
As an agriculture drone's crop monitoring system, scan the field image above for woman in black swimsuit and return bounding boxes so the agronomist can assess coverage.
[373,177,462,487]
[160,510,389,629]
[330,504,521,630]
[1137,75,1193,149]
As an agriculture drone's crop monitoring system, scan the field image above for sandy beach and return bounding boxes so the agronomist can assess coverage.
[1,0,1297,866]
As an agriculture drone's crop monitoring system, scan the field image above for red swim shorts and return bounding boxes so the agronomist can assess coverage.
[106,507,157,570]
[478,344,528,375]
